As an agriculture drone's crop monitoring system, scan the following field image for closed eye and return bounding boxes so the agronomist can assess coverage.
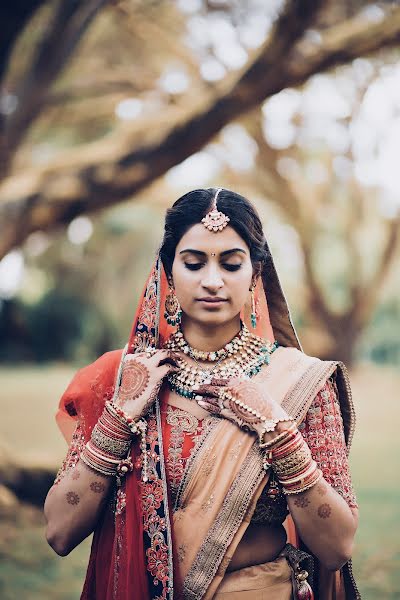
[184,263,241,271]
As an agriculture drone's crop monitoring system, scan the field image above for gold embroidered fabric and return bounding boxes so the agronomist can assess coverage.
[165,406,202,502]
[299,376,358,508]
[162,375,357,533]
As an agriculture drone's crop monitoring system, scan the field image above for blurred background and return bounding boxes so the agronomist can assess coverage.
[0,0,399,598]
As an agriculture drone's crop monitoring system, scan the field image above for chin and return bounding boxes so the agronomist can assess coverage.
[191,310,236,328]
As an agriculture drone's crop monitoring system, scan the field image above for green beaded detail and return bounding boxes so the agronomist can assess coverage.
[165,309,182,326]
[168,340,279,400]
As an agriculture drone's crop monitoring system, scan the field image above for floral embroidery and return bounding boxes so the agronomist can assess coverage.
[138,411,171,599]
[115,488,127,515]
[299,377,358,508]
[200,446,217,478]
[147,543,170,582]
[228,439,243,461]
[142,479,164,510]
[201,494,215,513]
[165,406,200,500]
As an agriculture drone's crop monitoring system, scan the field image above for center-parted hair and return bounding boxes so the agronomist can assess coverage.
[160,188,271,277]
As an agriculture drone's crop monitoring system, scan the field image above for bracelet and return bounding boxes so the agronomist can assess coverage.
[81,401,149,482]
[218,388,295,440]
[258,421,297,449]
[283,466,323,495]
[260,425,322,495]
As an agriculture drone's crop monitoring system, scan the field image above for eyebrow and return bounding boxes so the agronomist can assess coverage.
[179,248,247,257]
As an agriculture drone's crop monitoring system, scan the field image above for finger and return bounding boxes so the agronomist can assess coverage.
[158,354,179,367]
[196,399,222,415]
[192,385,220,398]
[209,378,229,387]
[197,394,223,410]
[157,363,179,378]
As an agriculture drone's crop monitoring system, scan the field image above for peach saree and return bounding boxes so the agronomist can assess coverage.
[56,252,360,600]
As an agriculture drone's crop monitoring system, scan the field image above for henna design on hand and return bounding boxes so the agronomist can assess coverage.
[225,382,272,425]
[141,381,162,416]
[197,398,222,415]
[198,384,220,398]
[66,491,80,506]
[294,496,310,509]
[71,469,81,480]
[118,360,150,402]
[317,503,332,519]
[90,481,106,494]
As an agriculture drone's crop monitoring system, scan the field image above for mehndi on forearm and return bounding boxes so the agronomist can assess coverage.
[44,401,146,555]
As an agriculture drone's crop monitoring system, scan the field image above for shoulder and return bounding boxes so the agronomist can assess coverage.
[60,348,124,414]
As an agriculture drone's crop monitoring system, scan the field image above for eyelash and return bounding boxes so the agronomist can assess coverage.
[184,263,241,272]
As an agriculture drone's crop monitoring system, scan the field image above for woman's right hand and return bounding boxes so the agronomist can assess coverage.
[115,349,178,419]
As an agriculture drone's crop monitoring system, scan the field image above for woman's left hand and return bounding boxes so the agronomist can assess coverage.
[194,377,293,441]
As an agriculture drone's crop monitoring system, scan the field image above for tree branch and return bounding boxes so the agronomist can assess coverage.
[0,1,46,82]
[2,3,400,259]
[351,213,400,329]
[0,0,109,176]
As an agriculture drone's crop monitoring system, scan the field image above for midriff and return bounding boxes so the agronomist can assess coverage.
[227,523,287,572]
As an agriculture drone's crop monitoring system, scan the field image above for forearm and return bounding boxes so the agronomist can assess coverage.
[45,401,141,556]
[44,459,113,555]
[260,419,357,570]
[287,478,358,570]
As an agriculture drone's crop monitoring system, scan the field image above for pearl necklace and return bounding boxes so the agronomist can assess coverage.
[165,322,250,362]
[166,331,279,400]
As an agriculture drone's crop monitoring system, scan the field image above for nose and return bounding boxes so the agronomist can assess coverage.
[201,264,224,291]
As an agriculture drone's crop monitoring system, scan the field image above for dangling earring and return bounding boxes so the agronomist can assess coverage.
[250,283,257,329]
[164,284,182,326]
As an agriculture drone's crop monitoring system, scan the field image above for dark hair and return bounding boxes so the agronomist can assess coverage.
[160,188,271,277]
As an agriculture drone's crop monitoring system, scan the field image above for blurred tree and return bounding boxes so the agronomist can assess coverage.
[1,0,400,258]
[246,111,400,365]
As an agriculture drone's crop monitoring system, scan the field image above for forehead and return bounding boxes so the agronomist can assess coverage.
[176,224,249,254]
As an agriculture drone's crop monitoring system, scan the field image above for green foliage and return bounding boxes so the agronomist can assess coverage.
[357,300,400,365]
[0,289,117,364]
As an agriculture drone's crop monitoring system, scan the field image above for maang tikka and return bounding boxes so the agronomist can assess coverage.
[164,282,182,326]
[202,188,230,232]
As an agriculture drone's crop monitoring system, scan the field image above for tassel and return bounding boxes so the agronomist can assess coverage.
[296,571,313,600]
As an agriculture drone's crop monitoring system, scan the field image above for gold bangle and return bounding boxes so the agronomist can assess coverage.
[259,420,297,449]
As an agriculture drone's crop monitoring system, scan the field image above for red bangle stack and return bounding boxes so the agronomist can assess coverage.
[81,401,147,480]
[262,424,322,495]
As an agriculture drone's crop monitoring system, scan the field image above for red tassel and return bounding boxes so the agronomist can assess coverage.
[297,578,313,600]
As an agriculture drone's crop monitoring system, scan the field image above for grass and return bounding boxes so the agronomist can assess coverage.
[0,362,399,598]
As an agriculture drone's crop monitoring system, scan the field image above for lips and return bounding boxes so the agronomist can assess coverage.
[197,297,227,303]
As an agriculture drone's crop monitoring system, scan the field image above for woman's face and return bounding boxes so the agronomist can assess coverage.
[171,223,254,328]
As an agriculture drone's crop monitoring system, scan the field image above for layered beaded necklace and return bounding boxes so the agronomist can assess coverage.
[165,323,279,400]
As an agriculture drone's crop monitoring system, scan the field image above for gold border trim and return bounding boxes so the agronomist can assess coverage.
[182,444,265,599]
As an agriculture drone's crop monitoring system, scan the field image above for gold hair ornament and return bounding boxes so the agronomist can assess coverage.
[201,188,230,232]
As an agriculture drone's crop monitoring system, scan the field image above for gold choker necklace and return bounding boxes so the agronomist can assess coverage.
[166,331,279,400]
[165,323,249,362]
